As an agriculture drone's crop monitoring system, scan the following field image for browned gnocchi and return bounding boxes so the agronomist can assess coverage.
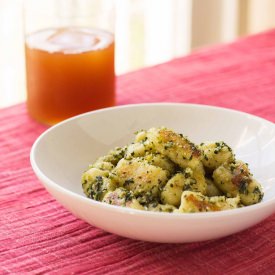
[82,127,263,213]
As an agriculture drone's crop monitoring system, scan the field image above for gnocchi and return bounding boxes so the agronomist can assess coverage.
[82,127,264,213]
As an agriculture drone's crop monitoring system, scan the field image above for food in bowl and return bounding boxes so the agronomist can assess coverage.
[81,127,263,213]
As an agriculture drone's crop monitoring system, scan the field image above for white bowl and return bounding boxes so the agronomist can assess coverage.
[30,103,275,243]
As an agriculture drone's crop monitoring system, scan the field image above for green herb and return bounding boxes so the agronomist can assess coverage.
[253,186,263,201]
[125,191,133,202]
[239,179,248,194]
[124,178,134,187]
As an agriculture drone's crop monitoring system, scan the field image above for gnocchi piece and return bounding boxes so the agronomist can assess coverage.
[102,187,144,210]
[125,142,147,159]
[144,153,176,176]
[145,127,202,170]
[213,161,263,205]
[191,163,207,194]
[134,130,147,142]
[126,199,145,210]
[212,164,238,197]
[240,179,263,205]
[112,158,168,197]
[178,191,240,213]
[148,203,176,213]
[160,169,203,206]
[161,173,186,207]
[200,142,235,170]
[98,146,126,166]
[102,187,130,206]
[205,178,222,197]
[125,129,156,159]
[81,168,116,200]
[92,161,114,171]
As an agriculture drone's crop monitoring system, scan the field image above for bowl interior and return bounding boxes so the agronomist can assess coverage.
[33,103,275,203]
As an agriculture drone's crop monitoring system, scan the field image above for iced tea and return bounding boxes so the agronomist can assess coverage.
[25,27,115,125]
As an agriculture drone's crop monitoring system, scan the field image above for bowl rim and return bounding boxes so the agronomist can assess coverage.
[30,102,275,220]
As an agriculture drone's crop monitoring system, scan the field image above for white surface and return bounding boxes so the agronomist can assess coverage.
[30,103,275,243]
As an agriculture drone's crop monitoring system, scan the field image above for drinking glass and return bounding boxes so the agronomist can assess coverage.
[24,0,115,125]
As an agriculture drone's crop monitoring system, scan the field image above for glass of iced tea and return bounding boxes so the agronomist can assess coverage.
[24,0,115,125]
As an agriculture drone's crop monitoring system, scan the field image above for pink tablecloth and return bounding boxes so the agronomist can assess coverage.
[1,30,275,274]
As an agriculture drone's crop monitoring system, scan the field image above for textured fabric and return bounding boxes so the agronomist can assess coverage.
[1,30,275,274]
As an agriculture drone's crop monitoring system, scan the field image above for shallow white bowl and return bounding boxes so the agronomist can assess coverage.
[31,103,275,243]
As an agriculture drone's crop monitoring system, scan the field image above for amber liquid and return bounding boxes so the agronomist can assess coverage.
[25,27,115,125]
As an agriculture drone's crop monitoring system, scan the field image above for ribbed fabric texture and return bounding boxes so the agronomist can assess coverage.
[1,30,275,274]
